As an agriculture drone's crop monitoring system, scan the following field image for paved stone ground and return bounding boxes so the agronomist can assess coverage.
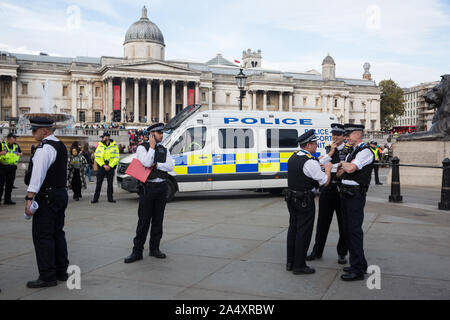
[0,168,449,300]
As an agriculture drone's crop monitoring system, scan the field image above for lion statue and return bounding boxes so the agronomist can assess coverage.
[398,74,450,141]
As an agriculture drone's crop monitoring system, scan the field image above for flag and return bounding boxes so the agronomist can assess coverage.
[234,59,241,64]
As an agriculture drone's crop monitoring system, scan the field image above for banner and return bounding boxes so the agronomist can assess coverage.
[188,88,195,106]
[113,85,121,111]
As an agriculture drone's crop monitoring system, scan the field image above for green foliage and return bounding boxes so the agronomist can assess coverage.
[379,79,405,130]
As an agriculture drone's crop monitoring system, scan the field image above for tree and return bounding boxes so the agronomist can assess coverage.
[379,79,405,131]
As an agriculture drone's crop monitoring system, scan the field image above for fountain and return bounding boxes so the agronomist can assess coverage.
[15,80,88,155]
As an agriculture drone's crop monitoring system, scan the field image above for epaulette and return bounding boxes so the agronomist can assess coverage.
[305,154,313,159]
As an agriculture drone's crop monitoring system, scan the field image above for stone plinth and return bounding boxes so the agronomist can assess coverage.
[387,140,450,188]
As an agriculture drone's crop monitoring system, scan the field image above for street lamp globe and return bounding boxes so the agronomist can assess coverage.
[235,69,247,90]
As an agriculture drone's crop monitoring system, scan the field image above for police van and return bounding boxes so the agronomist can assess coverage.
[117,105,335,201]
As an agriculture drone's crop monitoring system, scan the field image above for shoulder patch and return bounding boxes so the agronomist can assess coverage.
[306,154,313,159]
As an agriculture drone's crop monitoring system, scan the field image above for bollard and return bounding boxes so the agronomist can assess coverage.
[389,156,403,203]
[438,158,450,211]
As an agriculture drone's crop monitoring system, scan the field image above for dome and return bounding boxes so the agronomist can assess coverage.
[124,6,165,46]
[322,54,335,65]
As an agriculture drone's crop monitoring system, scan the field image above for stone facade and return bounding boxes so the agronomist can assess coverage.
[0,7,381,130]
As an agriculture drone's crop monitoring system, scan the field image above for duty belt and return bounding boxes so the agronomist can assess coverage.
[338,184,368,196]
[283,189,314,208]
[36,187,66,197]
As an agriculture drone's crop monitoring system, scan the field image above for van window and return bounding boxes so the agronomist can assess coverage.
[170,127,207,154]
[219,128,254,149]
[267,129,298,148]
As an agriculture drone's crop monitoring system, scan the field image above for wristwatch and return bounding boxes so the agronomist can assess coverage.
[25,196,34,201]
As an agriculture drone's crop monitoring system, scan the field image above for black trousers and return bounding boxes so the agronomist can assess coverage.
[93,166,115,201]
[32,188,69,282]
[0,164,17,202]
[133,182,168,254]
[373,162,381,184]
[312,185,348,256]
[71,169,82,198]
[341,191,368,275]
[286,200,315,269]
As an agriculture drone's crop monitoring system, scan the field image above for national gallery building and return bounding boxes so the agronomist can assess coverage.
[0,6,381,130]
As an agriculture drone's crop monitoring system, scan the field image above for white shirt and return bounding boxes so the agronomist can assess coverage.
[342,142,375,186]
[136,144,174,183]
[27,134,59,193]
[298,149,329,187]
[319,142,345,173]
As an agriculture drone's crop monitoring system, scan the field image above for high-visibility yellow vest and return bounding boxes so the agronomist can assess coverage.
[95,140,120,168]
[0,142,20,165]
[370,147,380,161]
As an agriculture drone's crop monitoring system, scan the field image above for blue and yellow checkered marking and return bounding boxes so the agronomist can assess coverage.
[172,152,300,175]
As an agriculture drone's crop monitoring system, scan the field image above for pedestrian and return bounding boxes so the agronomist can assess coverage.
[307,123,351,265]
[336,124,374,281]
[68,147,87,201]
[24,117,69,288]
[285,130,333,274]
[91,132,120,204]
[82,143,94,182]
[369,141,383,185]
[0,133,22,205]
[124,123,174,264]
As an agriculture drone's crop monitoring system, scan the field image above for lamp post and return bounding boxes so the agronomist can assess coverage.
[53,104,58,114]
[235,68,247,111]
[79,92,83,123]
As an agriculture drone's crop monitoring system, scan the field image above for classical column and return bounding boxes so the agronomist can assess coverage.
[183,81,188,108]
[134,79,139,123]
[107,78,113,123]
[11,76,17,118]
[89,80,94,121]
[195,82,200,104]
[328,95,333,114]
[208,87,213,110]
[366,100,372,130]
[71,80,78,119]
[279,92,283,111]
[253,91,257,110]
[171,80,176,119]
[147,79,152,123]
[0,79,3,119]
[263,91,267,111]
[289,93,293,112]
[121,78,126,122]
[159,80,164,123]
[321,95,327,113]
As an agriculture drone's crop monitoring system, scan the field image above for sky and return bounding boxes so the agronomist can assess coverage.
[0,0,449,87]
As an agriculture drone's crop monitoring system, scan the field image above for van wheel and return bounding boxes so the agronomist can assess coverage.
[167,180,176,202]
[269,188,283,196]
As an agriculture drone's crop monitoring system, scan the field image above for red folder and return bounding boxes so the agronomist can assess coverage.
[125,159,153,183]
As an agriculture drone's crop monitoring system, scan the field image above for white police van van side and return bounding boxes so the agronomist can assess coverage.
[117,105,335,201]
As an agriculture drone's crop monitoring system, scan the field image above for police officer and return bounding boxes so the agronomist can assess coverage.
[369,141,383,185]
[286,130,333,274]
[92,132,120,204]
[24,117,69,288]
[0,133,22,205]
[336,124,374,281]
[125,123,174,263]
[307,124,351,264]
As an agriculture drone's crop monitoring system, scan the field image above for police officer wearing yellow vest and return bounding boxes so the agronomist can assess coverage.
[369,141,383,185]
[0,133,23,205]
[91,132,120,203]
[286,130,333,274]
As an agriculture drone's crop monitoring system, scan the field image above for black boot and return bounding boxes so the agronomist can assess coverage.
[26,279,58,288]
[124,253,143,264]
[150,249,167,259]
[306,251,322,261]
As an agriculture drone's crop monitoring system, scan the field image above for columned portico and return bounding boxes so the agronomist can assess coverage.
[107,78,113,123]
[263,91,267,111]
[121,78,126,122]
[195,82,200,105]
[11,76,17,118]
[279,92,283,112]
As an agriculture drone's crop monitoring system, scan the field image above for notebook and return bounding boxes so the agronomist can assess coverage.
[125,158,153,183]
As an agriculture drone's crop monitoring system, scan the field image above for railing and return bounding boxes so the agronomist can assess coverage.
[388,157,450,211]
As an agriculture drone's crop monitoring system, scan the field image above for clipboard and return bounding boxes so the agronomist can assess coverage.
[125,158,153,183]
